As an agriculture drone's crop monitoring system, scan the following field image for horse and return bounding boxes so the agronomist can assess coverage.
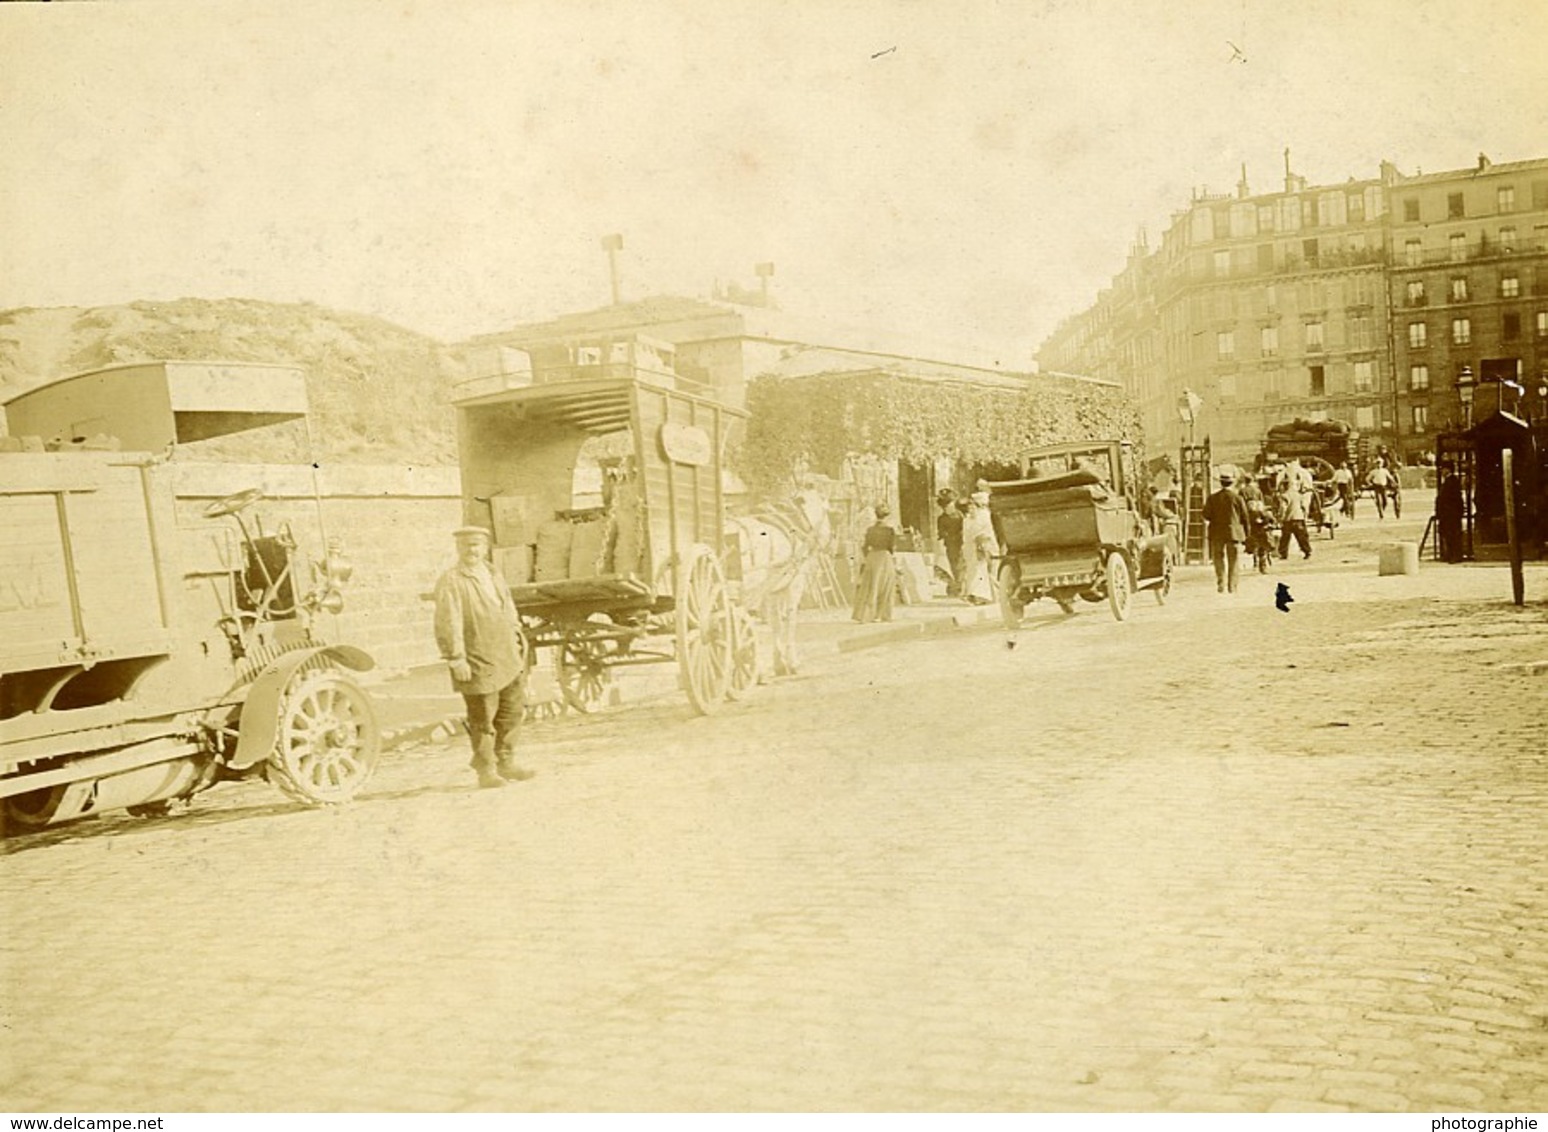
[726,488,831,677]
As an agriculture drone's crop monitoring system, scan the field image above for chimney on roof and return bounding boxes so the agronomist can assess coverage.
[1237,163,1250,199]
[755,262,775,306]
[600,233,624,305]
[1478,152,1491,171]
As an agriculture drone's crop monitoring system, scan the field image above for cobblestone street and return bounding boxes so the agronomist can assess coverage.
[4,543,1548,1112]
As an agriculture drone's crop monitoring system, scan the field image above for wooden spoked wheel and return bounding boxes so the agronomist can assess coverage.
[676,546,733,715]
[556,636,612,714]
[266,669,382,805]
[1105,552,1132,623]
[725,604,760,702]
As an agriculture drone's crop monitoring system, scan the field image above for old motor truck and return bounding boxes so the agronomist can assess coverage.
[988,439,1176,627]
[0,362,381,836]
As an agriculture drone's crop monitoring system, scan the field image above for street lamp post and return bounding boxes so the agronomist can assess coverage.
[1176,388,1202,447]
[1457,365,1476,430]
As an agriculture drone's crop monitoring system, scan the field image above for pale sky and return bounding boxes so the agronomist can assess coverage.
[2,0,1545,367]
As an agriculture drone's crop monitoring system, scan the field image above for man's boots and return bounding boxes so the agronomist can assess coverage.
[496,746,535,782]
[470,735,505,790]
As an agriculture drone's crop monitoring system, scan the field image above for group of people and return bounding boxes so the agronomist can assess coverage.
[932,488,998,608]
[849,488,999,623]
[1203,462,1321,593]
[1203,455,1414,592]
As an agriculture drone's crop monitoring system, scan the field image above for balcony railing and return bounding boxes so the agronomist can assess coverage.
[1397,240,1542,268]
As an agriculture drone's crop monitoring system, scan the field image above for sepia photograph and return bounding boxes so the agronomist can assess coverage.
[2,0,1547,1117]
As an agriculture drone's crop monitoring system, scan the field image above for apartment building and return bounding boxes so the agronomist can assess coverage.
[1040,152,1548,465]
[1385,155,1548,455]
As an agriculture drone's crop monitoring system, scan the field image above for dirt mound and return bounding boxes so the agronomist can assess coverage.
[0,299,460,463]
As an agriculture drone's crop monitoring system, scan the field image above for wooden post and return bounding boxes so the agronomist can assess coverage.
[1503,448,1524,605]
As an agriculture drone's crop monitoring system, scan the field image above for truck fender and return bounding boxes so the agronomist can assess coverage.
[228,645,375,771]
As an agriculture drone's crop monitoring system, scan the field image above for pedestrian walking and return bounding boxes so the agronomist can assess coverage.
[1333,461,1356,519]
[936,489,964,597]
[851,504,897,623]
[959,491,999,605]
[1367,460,1395,519]
[1204,470,1252,593]
[1277,478,1314,561]
[1246,488,1277,574]
[433,526,534,790]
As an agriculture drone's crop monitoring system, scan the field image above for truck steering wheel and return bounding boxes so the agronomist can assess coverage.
[203,487,265,519]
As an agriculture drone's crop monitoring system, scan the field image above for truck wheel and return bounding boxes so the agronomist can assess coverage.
[2,786,67,831]
[997,562,1024,629]
[1105,553,1132,622]
[266,669,382,806]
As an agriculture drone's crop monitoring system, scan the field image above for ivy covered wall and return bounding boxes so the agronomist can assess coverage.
[741,371,1142,490]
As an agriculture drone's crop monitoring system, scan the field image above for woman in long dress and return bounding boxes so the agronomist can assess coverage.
[850,504,897,623]
[960,491,998,605]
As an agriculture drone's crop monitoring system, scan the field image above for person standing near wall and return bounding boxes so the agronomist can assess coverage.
[960,491,999,605]
[1436,461,1464,562]
[936,489,964,596]
[851,504,897,624]
[433,526,534,790]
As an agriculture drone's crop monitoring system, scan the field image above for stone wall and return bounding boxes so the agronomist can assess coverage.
[172,462,462,673]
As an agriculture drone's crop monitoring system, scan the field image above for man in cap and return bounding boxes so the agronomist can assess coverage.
[433,526,534,789]
[1203,469,1251,593]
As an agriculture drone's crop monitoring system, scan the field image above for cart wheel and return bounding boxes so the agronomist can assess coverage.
[1105,552,1132,622]
[997,562,1025,630]
[1153,567,1172,605]
[266,668,381,805]
[725,605,760,702]
[556,636,612,713]
[676,546,733,715]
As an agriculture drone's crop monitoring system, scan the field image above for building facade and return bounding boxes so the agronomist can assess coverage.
[1039,153,1548,465]
[1385,155,1548,449]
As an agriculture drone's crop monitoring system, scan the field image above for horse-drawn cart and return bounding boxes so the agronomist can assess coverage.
[452,367,756,716]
